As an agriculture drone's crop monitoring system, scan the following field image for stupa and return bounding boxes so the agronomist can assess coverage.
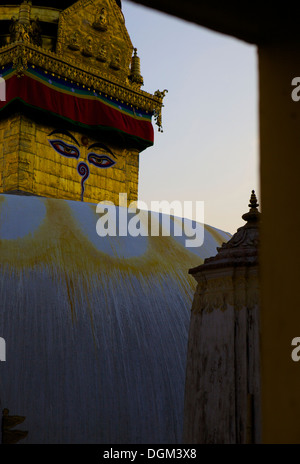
[0,0,230,444]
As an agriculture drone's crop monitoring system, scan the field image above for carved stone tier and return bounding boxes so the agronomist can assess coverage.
[190,190,260,277]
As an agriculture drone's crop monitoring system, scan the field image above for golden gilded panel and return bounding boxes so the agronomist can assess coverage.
[0,115,139,204]
[57,0,133,82]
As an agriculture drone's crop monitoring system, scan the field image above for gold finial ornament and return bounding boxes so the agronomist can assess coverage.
[18,0,32,26]
[129,48,144,86]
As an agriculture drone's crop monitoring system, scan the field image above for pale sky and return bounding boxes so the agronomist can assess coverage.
[123,1,259,235]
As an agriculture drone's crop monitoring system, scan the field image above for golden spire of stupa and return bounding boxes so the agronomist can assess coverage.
[0,1,167,204]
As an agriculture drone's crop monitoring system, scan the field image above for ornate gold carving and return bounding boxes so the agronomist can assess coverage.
[0,0,166,131]
[154,89,169,100]
[154,90,168,132]
[9,2,42,47]
[110,50,121,70]
[12,44,28,76]
[0,42,164,128]
[11,20,31,43]
[96,44,108,62]
[56,0,133,82]
[82,37,94,57]
[92,7,109,32]
[68,31,81,51]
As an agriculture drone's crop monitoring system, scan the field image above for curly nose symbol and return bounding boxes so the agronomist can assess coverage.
[77,162,90,202]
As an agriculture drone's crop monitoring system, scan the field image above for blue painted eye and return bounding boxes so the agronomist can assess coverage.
[49,140,80,159]
[88,153,116,169]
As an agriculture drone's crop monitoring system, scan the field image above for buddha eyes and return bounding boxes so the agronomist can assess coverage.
[49,138,117,169]
[88,153,116,169]
[49,140,80,159]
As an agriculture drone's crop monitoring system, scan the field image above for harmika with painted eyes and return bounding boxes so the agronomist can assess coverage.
[48,129,116,201]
